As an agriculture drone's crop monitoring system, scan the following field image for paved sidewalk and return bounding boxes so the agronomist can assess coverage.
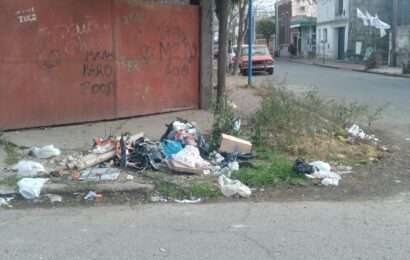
[287,58,410,78]
[2,110,213,151]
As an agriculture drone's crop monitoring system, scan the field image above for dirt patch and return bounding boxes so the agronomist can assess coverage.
[225,75,410,201]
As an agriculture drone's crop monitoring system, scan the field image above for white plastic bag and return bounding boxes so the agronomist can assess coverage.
[17,178,49,199]
[218,175,251,198]
[306,161,341,186]
[31,145,61,159]
[174,198,202,204]
[0,197,14,208]
[172,145,211,169]
[12,160,46,177]
[348,124,366,139]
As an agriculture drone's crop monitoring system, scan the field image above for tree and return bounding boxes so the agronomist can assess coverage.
[215,0,230,110]
[232,0,248,75]
[256,18,275,47]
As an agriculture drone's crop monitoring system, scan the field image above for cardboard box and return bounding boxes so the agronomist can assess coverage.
[167,160,205,175]
[219,134,252,154]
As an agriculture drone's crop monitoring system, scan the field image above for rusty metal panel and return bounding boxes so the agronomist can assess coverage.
[0,0,199,129]
[114,2,200,117]
[0,0,115,129]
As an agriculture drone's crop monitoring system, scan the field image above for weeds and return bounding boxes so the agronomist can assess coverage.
[209,98,241,150]
[0,175,20,187]
[232,148,307,187]
[156,181,220,200]
[0,133,20,165]
[250,83,384,153]
[144,172,220,200]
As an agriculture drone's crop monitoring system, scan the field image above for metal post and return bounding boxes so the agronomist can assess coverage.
[248,0,253,86]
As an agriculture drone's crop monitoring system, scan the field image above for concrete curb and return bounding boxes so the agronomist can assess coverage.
[351,69,410,79]
[0,182,155,196]
[287,59,410,79]
[43,182,155,194]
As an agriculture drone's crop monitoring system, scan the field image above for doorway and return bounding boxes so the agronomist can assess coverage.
[337,27,345,60]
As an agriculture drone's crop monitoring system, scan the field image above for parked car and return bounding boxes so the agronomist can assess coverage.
[236,45,274,75]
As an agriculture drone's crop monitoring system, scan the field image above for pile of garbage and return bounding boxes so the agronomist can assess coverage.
[3,118,255,204]
[293,159,352,186]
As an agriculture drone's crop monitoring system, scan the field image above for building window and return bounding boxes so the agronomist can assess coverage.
[337,0,344,16]
[323,28,328,42]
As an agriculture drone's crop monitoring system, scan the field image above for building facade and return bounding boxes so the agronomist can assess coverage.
[316,0,392,62]
[276,0,317,57]
[397,0,410,66]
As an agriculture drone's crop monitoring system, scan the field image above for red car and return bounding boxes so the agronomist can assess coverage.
[238,45,274,75]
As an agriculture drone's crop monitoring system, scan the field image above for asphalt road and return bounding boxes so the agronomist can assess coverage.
[2,62,410,260]
[272,61,410,140]
[1,198,410,260]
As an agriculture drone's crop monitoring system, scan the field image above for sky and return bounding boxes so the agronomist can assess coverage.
[254,0,276,17]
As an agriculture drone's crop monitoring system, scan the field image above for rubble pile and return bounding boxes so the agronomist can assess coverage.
[1,118,255,207]
[0,120,381,208]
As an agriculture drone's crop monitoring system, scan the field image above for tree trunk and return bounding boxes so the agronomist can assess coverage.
[232,0,248,75]
[216,0,230,110]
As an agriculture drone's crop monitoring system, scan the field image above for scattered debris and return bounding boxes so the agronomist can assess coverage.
[334,165,353,175]
[12,160,46,177]
[379,145,389,152]
[347,124,378,143]
[84,191,103,201]
[159,248,167,253]
[306,161,341,186]
[293,159,314,175]
[17,178,49,199]
[219,134,252,154]
[209,151,225,165]
[161,140,183,159]
[168,145,212,175]
[45,194,63,203]
[126,175,134,181]
[124,137,163,171]
[150,195,168,203]
[80,168,120,182]
[0,197,14,208]
[67,151,116,170]
[30,145,61,159]
[71,171,81,181]
[49,170,64,177]
[174,198,202,204]
[92,137,117,154]
[218,175,251,198]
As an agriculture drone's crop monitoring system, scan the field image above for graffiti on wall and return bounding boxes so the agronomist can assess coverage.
[159,26,197,76]
[37,18,110,57]
[16,7,37,24]
[81,49,115,96]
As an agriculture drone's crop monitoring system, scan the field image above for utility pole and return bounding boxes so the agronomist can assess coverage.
[391,0,398,66]
[247,0,253,86]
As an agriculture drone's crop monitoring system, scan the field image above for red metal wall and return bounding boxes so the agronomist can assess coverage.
[0,0,199,129]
